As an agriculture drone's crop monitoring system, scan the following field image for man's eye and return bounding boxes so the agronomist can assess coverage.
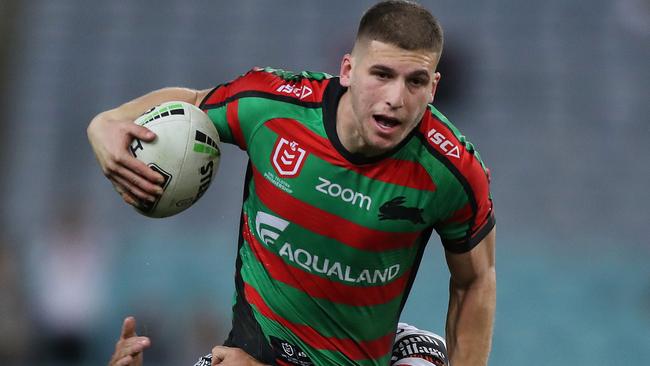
[374,72,390,79]
[410,78,425,86]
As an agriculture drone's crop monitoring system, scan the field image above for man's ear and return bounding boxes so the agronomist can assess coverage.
[429,72,441,103]
[339,54,353,87]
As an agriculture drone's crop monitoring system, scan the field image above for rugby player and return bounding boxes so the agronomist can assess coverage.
[89,1,496,365]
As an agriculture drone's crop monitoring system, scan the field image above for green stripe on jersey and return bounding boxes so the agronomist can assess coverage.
[261,67,332,82]
[237,97,325,140]
[205,106,234,144]
[246,303,392,366]
[206,97,325,146]
[397,137,470,220]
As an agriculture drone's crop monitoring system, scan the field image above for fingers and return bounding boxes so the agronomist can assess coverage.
[108,162,163,208]
[120,317,137,340]
[211,346,228,365]
[90,115,165,204]
[117,336,150,354]
[119,155,166,188]
[111,354,133,366]
[111,318,150,366]
[104,149,165,207]
[112,169,161,203]
[210,346,266,366]
[111,180,140,207]
[111,337,150,366]
[120,191,139,207]
[128,123,157,142]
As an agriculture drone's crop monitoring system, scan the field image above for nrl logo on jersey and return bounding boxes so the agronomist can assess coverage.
[427,127,460,159]
[276,83,313,100]
[272,137,308,178]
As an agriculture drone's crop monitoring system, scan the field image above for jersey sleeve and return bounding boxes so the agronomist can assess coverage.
[424,109,495,253]
[198,68,280,150]
[435,161,495,253]
[198,67,329,151]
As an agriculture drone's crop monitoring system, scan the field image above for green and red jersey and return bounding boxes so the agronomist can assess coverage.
[200,68,494,366]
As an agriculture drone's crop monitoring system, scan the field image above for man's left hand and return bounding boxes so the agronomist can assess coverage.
[211,346,269,366]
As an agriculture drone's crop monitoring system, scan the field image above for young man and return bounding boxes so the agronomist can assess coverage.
[89,1,496,365]
[109,317,449,366]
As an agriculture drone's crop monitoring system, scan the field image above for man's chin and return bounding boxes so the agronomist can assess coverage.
[362,135,400,156]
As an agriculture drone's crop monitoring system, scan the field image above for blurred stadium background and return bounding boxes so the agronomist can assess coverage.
[0,0,648,365]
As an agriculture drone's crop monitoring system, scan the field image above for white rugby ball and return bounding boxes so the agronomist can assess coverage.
[129,101,220,218]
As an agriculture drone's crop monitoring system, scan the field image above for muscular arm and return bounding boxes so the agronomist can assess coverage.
[95,87,207,122]
[444,227,496,366]
[87,87,210,205]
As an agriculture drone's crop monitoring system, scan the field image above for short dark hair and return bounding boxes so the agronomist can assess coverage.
[356,0,443,53]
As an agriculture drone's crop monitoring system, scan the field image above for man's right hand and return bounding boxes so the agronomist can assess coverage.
[87,111,165,207]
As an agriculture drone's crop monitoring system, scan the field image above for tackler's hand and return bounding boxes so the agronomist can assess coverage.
[108,317,151,366]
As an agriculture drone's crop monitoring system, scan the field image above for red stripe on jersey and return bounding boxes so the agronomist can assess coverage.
[202,71,282,104]
[202,69,331,106]
[266,118,436,191]
[439,203,472,225]
[252,167,421,251]
[242,214,411,306]
[202,83,229,106]
[244,283,394,360]
[419,115,492,232]
[226,99,246,150]
[352,159,436,192]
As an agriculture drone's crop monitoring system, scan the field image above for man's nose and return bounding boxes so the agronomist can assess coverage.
[385,81,406,109]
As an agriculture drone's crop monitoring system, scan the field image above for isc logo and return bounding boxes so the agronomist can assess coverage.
[276,83,313,100]
[427,127,460,159]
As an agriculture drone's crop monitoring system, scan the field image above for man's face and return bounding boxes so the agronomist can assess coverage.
[339,40,441,155]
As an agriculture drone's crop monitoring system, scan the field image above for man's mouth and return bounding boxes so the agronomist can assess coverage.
[373,114,401,129]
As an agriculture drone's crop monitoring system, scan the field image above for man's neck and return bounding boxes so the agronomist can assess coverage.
[335,91,384,157]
